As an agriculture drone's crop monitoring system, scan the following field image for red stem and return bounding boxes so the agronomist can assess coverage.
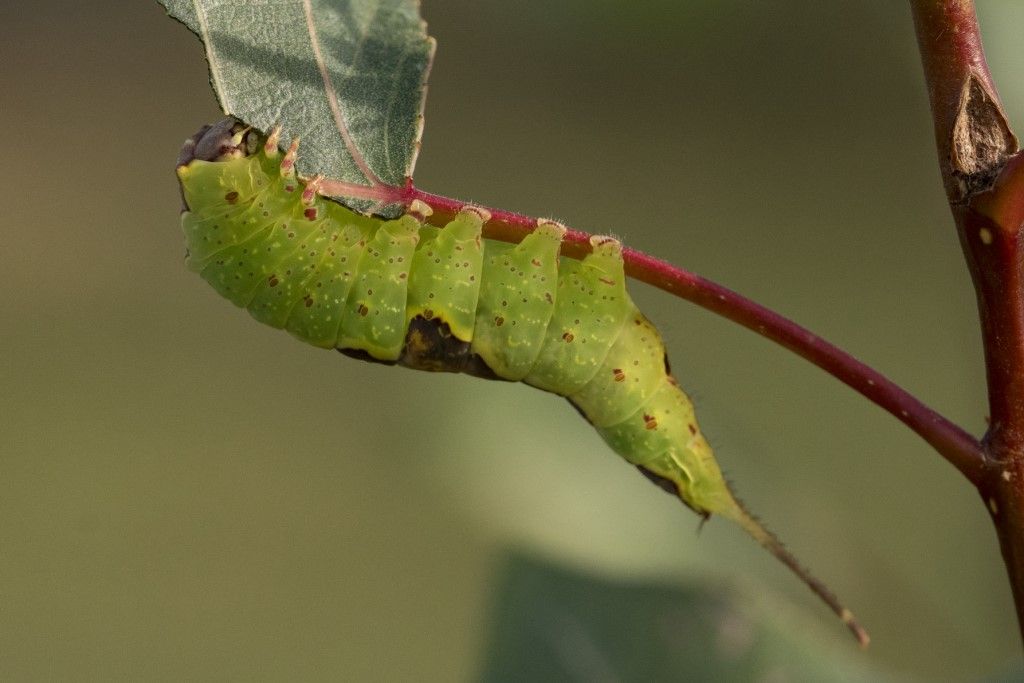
[406,187,986,484]
[322,174,988,483]
[910,0,1023,440]
[910,0,1008,200]
[910,0,1024,648]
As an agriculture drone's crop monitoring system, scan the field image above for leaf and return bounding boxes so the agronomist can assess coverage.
[159,0,435,215]
[479,552,897,683]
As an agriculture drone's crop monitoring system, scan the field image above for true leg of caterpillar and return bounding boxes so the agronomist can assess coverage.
[281,138,299,179]
[176,120,868,645]
[263,125,282,159]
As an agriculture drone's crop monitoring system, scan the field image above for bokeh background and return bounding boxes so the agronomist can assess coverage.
[4,0,1024,680]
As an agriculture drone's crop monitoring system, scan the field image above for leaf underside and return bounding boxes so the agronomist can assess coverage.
[159,0,435,216]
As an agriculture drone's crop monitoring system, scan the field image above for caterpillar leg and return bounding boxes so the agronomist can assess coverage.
[263,125,282,158]
[281,138,299,179]
[175,123,868,646]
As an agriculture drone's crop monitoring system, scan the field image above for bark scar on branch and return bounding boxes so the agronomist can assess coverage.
[950,70,1018,201]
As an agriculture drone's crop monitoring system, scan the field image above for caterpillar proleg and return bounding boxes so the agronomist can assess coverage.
[175,118,868,646]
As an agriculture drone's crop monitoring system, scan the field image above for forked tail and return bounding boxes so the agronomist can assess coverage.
[724,499,870,648]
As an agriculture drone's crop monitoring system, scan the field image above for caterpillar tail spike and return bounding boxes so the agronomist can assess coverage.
[728,503,871,648]
[175,117,868,647]
[632,435,869,648]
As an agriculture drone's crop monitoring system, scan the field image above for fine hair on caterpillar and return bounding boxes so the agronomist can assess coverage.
[175,117,869,647]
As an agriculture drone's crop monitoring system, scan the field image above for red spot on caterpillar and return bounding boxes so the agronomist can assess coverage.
[612,368,625,382]
[688,423,697,435]
[494,316,505,327]
[303,295,314,308]
[562,332,574,342]
[268,275,279,287]
[304,208,318,220]
[531,258,541,267]
[599,277,615,286]
[224,191,239,204]
[357,304,369,317]
[285,185,296,193]
[643,413,658,430]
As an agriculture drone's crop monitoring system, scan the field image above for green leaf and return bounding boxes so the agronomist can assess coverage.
[158,0,434,214]
[479,552,898,683]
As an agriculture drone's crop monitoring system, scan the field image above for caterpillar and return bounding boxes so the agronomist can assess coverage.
[175,118,868,646]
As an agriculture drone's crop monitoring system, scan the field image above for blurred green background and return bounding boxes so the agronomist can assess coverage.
[3,0,1024,680]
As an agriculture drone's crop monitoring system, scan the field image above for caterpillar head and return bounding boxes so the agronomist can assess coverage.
[176,117,254,168]
[175,118,262,213]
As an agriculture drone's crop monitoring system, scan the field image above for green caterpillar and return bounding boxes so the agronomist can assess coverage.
[175,118,867,646]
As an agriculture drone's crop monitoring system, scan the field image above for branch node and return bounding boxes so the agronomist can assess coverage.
[950,71,1019,201]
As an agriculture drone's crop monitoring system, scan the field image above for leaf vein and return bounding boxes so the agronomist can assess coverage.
[380,40,418,176]
[301,0,383,187]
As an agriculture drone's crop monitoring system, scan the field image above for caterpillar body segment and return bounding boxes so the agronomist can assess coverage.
[405,210,485,345]
[524,234,632,396]
[175,120,868,646]
[468,223,563,381]
[338,215,421,360]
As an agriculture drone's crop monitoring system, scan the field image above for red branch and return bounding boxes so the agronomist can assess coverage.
[406,188,985,484]
[320,174,988,483]
[911,0,1021,450]
[910,0,1024,647]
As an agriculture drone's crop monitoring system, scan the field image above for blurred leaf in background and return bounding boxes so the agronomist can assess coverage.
[480,551,894,683]
[2,0,1024,680]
